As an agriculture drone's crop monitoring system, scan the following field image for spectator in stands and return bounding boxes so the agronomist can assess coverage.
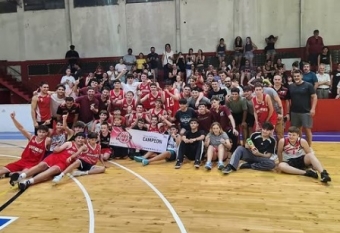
[162,43,174,81]
[115,58,127,75]
[65,45,79,71]
[175,118,205,169]
[316,64,331,99]
[136,53,147,74]
[233,36,243,67]
[336,82,340,99]
[302,62,318,89]
[60,68,75,93]
[317,46,332,74]
[195,49,205,72]
[243,37,257,67]
[73,64,83,82]
[265,35,278,63]
[222,122,276,174]
[176,52,186,75]
[288,70,317,147]
[147,47,159,81]
[216,38,227,65]
[186,48,195,80]
[331,63,340,97]
[123,48,136,71]
[274,58,285,72]
[240,59,253,85]
[306,29,324,68]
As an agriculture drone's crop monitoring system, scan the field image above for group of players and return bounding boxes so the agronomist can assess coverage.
[0,67,332,191]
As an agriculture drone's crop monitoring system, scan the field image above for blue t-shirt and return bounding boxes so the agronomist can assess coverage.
[303,72,318,86]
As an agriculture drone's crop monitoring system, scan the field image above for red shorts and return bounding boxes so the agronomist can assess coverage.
[5,159,38,172]
[101,148,112,155]
[42,153,71,172]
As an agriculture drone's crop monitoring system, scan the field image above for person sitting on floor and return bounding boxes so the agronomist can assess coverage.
[277,126,331,183]
[222,122,276,174]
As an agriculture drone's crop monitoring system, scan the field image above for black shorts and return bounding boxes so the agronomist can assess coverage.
[232,112,243,126]
[165,150,177,162]
[246,113,255,127]
[287,156,306,170]
[78,159,94,171]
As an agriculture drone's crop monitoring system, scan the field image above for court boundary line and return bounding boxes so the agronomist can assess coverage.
[0,216,18,230]
[0,154,95,233]
[108,161,188,233]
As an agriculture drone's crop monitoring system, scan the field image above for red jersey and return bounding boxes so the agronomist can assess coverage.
[150,108,166,118]
[79,142,101,165]
[164,89,179,116]
[22,136,47,163]
[36,94,51,122]
[138,82,150,98]
[252,94,277,126]
[110,89,124,108]
[148,124,160,133]
[122,98,136,116]
[129,112,148,126]
[147,91,162,109]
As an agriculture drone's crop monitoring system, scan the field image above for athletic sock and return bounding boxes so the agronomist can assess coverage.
[59,172,65,177]
[28,178,34,184]
[20,173,27,179]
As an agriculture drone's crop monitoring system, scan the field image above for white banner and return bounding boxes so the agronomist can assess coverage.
[110,127,169,153]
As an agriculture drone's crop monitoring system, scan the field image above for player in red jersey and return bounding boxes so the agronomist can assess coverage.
[0,112,50,180]
[121,91,136,116]
[149,99,167,119]
[147,116,161,133]
[137,73,151,107]
[31,82,52,135]
[52,132,105,183]
[11,133,86,191]
[252,82,277,131]
[109,80,125,110]
[127,103,150,127]
[164,80,180,117]
[140,82,164,110]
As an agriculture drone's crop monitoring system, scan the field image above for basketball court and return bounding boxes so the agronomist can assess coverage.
[0,135,339,233]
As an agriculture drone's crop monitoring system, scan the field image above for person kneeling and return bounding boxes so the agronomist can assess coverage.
[52,132,106,183]
[222,122,276,174]
[134,125,180,166]
[277,126,331,183]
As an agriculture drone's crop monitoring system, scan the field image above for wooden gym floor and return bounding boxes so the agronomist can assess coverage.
[0,140,339,233]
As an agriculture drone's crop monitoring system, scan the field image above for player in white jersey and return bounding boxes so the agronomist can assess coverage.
[277,126,331,183]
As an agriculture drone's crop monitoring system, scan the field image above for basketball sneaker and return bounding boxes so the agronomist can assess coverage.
[320,170,331,183]
[52,174,64,184]
[9,172,21,186]
[134,156,144,163]
[217,162,225,170]
[142,159,149,166]
[304,169,318,179]
[194,160,200,168]
[222,164,236,174]
[204,162,212,170]
[18,180,31,191]
[72,170,87,177]
[174,161,182,169]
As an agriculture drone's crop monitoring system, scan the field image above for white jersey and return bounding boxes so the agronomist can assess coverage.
[167,134,178,151]
[282,137,305,161]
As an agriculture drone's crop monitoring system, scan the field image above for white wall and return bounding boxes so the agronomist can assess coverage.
[0,0,338,61]
[0,104,34,132]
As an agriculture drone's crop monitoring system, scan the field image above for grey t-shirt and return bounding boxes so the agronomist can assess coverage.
[207,132,229,146]
[123,54,136,71]
[263,87,281,114]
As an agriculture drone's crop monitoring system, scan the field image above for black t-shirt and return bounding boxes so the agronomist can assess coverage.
[250,132,276,154]
[208,88,227,104]
[185,129,205,141]
[175,107,197,130]
[288,82,315,113]
[147,52,159,69]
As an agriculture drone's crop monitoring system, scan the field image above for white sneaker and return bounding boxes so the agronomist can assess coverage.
[52,174,63,184]
[72,170,85,177]
[270,154,278,161]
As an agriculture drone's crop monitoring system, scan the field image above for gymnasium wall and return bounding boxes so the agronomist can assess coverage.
[0,0,340,61]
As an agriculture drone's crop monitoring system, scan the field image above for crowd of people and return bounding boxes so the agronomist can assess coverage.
[0,31,335,191]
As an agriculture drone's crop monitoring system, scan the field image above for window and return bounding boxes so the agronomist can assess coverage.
[126,0,173,3]
[74,0,118,8]
[23,0,65,11]
[0,1,18,14]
